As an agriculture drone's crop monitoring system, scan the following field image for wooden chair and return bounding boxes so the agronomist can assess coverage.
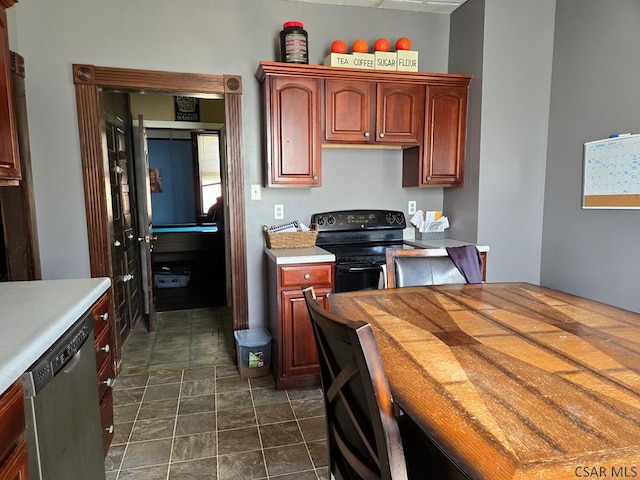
[385,248,468,288]
[302,286,454,480]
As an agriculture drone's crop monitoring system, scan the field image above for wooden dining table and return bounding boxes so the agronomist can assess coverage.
[328,282,640,480]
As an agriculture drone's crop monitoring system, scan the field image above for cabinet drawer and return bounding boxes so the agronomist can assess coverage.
[91,293,110,338]
[100,389,114,456]
[0,381,24,465]
[0,440,27,480]
[280,264,333,287]
[95,325,112,371]
[97,354,115,401]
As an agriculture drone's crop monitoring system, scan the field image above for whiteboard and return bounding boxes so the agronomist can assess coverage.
[583,134,640,209]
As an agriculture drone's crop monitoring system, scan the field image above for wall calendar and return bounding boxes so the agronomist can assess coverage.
[583,134,640,209]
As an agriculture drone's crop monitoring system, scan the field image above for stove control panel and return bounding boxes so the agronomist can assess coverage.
[311,210,406,231]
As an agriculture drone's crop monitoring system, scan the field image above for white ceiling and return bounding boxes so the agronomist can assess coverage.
[284,0,468,14]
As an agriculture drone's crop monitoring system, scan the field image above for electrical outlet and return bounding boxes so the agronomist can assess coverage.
[274,204,284,220]
[250,184,261,201]
[408,200,417,215]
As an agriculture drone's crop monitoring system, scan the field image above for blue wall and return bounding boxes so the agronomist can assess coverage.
[148,138,196,225]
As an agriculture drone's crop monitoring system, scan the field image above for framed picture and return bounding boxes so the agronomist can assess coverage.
[149,167,162,193]
[174,96,200,122]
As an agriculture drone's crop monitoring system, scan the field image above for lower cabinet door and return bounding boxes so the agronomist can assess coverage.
[0,441,28,480]
[281,286,331,377]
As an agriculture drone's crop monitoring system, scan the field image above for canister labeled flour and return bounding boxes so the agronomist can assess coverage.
[279,21,308,64]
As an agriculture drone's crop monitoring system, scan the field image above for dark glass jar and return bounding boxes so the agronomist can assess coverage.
[279,21,308,64]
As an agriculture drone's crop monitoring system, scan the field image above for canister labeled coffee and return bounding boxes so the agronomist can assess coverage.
[279,21,308,64]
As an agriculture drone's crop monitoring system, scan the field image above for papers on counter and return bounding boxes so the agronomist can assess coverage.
[410,210,449,233]
[266,221,310,233]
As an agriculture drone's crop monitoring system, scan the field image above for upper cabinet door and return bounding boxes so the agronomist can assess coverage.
[324,79,371,143]
[422,85,468,186]
[264,75,321,187]
[376,82,424,145]
[0,8,21,186]
[324,80,423,146]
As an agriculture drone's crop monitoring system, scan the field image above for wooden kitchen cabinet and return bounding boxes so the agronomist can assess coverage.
[257,62,470,188]
[403,84,468,187]
[261,74,321,187]
[0,2,21,187]
[324,79,424,146]
[0,381,28,479]
[267,258,334,390]
[90,292,115,456]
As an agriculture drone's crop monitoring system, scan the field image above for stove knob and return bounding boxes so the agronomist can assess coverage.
[327,216,336,225]
[317,217,325,226]
[386,213,394,224]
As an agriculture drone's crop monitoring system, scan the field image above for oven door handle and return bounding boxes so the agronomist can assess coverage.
[337,265,382,273]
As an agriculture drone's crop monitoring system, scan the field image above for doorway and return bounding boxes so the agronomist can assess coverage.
[143,122,228,312]
[73,64,248,371]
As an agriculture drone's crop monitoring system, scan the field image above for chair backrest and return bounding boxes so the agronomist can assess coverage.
[385,248,466,288]
[302,286,408,480]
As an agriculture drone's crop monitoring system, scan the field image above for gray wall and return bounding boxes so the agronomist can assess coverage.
[541,0,640,312]
[447,0,555,283]
[10,0,451,327]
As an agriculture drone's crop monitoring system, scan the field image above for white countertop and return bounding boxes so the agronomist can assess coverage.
[264,246,335,264]
[404,238,490,254]
[0,278,111,395]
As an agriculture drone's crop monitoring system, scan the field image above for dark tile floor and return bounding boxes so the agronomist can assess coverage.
[105,308,328,480]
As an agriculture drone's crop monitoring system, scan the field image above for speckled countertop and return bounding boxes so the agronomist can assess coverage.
[404,238,490,253]
[264,246,335,264]
[0,278,111,395]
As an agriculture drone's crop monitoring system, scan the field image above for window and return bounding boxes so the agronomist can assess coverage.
[196,132,222,214]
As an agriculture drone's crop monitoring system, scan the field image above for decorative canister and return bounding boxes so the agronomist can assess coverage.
[279,21,308,64]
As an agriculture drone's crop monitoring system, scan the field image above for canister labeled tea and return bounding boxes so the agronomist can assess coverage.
[279,21,308,64]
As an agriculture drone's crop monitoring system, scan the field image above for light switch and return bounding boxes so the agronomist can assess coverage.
[250,184,261,200]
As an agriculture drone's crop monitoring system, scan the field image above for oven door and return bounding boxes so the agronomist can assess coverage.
[335,263,383,293]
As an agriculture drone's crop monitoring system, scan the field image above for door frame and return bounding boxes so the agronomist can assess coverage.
[73,64,249,332]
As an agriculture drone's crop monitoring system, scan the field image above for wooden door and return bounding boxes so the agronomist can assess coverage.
[102,91,143,347]
[0,7,20,186]
[376,82,424,145]
[265,75,321,186]
[422,85,467,186]
[281,288,331,378]
[134,115,157,334]
[324,79,372,143]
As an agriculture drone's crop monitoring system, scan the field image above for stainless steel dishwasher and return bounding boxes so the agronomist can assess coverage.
[21,311,106,480]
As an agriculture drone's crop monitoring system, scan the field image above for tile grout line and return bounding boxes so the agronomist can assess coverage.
[115,373,150,480]
[214,365,220,480]
[249,377,270,480]
[164,368,185,480]
[287,390,324,480]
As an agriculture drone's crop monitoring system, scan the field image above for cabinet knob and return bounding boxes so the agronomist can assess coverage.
[127,233,134,240]
[104,425,114,434]
[114,240,121,247]
[304,273,311,280]
[364,131,370,138]
[426,176,432,181]
[100,312,109,321]
[379,132,385,138]
[312,175,318,181]
[102,378,114,387]
[99,344,110,353]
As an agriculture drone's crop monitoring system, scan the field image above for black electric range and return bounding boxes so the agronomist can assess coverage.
[310,209,409,292]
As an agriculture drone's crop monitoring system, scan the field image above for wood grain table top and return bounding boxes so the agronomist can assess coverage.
[328,283,640,479]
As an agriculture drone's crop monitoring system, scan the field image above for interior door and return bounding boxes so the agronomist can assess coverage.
[133,114,157,334]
